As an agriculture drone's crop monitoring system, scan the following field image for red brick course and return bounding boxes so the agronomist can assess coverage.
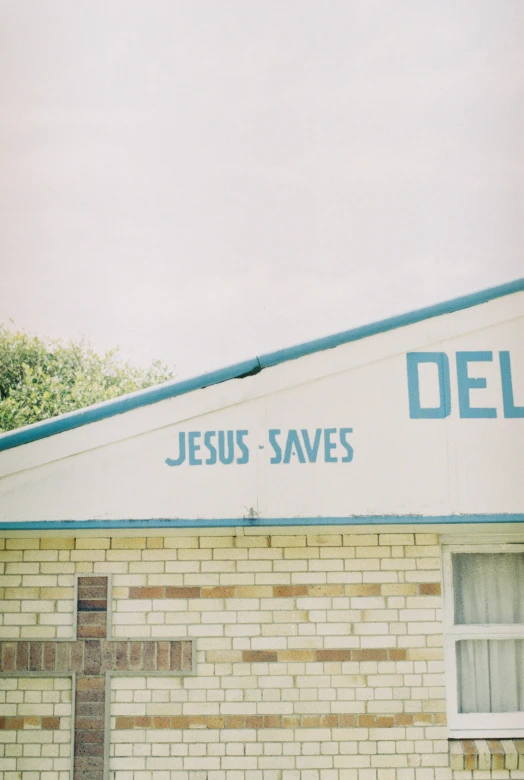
[126,583,439,599]
[114,712,445,730]
[0,716,60,730]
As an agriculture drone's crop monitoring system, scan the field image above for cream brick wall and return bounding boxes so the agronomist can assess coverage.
[0,676,72,780]
[1,531,524,780]
[0,538,75,640]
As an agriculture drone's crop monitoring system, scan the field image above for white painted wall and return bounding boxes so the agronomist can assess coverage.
[0,293,522,521]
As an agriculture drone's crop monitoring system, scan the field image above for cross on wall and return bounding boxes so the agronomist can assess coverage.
[0,576,194,780]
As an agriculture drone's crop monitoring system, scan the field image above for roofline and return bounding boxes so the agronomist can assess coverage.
[0,514,523,530]
[1,276,523,453]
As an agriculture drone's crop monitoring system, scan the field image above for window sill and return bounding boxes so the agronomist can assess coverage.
[449,739,524,771]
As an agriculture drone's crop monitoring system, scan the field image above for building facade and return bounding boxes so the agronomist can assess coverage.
[1,280,523,780]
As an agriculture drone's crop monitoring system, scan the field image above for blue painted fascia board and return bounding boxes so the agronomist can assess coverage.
[257,277,524,368]
[0,358,261,452]
[1,277,523,453]
[0,515,523,530]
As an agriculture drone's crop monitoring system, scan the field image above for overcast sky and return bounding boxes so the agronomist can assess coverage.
[1,1,523,379]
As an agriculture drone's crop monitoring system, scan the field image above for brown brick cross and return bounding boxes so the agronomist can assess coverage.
[0,576,193,780]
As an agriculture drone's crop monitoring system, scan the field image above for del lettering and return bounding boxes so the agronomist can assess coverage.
[407,350,524,419]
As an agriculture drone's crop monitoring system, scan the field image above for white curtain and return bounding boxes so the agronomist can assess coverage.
[453,553,524,713]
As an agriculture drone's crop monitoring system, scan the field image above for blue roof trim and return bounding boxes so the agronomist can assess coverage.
[1,277,523,453]
[0,515,523,530]
[0,358,260,452]
[257,277,524,368]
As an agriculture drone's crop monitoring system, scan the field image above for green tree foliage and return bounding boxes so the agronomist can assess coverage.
[0,324,174,433]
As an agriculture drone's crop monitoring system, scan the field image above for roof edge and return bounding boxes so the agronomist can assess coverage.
[1,276,523,453]
[258,277,524,368]
[0,514,523,530]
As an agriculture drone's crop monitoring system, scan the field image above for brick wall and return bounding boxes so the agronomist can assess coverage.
[1,530,524,780]
[0,675,72,780]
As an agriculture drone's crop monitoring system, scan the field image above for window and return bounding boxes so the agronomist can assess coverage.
[443,545,524,737]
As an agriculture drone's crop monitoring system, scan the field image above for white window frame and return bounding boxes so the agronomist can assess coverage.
[443,543,524,738]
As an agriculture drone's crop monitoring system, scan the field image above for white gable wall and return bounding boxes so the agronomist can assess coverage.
[0,291,522,522]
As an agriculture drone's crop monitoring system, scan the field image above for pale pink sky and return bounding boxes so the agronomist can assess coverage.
[1,1,523,378]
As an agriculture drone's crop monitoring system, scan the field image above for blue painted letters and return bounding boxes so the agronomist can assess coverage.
[236,430,250,464]
[188,431,202,464]
[268,429,282,464]
[456,351,496,418]
[301,429,322,462]
[324,429,338,463]
[166,429,250,467]
[500,351,524,418]
[165,432,186,466]
[283,430,306,464]
[204,431,217,464]
[339,428,354,462]
[407,350,522,419]
[268,428,354,465]
[407,352,451,419]
[167,428,356,467]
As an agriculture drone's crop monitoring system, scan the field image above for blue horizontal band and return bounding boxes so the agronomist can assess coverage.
[0,515,523,530]
[1,277,523,452]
